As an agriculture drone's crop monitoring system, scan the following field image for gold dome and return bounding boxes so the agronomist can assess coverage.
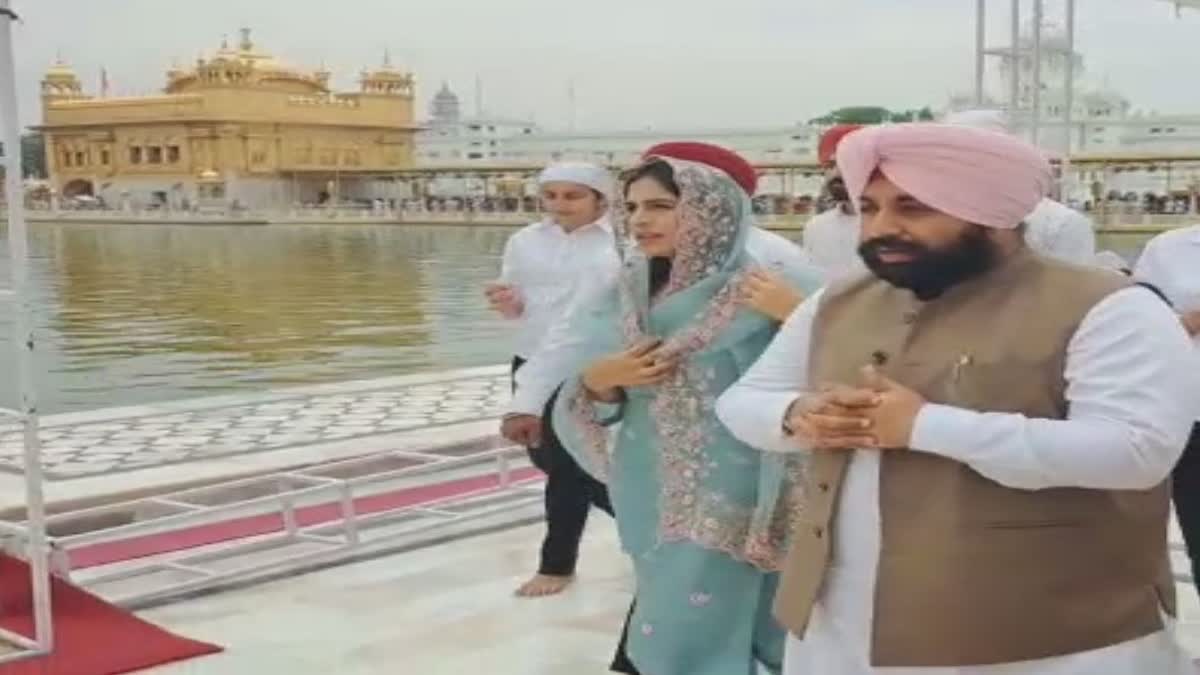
[44,58,79,81]
[360,50,414,95]
[166,29,329,95]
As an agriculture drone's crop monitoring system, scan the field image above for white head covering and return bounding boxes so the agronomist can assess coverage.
[942,109,1012,134]
[1093,250,1131,274]
[537,161,612,197]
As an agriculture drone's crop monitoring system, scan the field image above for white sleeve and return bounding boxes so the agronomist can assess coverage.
[509,279,611,416]
[746,228,825,288]
[716,289,823,453]
[800,214,819,250]
[1132,235,1168,291]
[1058,212,1097,265]
[499,231,522,287]
[909,286,1200,490]
[745,228,793,267]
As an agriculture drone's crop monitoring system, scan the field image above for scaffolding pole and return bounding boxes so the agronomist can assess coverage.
[1030,0,1043,145]
[1009,0,1021,118]
[974,0,987,105]
[1062,0,1077,193]
[0,0,55,660]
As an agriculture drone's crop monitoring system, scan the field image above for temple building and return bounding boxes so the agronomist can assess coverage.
[38,29,418,210]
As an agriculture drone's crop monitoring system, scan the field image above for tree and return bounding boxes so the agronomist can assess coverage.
[21,133,46,179]
[809,106,892,125]
[809,106,935,125]
[888,107,935,123]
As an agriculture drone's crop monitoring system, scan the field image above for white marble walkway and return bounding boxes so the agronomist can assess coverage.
[0,370,507,480]
[0,366,509,512]
[142,518,634,674]
[138,518,1200,675]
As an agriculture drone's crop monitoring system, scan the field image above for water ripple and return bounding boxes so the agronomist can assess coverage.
[0,223,516,413]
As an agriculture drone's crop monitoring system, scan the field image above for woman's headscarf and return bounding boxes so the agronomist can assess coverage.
[612,156,750,343]
[568,156,807,570]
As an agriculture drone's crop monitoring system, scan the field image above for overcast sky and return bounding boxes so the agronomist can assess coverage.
[10,0,1200,131]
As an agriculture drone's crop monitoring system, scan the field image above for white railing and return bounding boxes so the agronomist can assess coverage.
[16,204,1196,232]
[28,438,542,609]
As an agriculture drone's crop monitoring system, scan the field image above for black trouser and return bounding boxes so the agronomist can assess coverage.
[511,357,614,575]
[510,357,640,674]
[1173,423,1200,593]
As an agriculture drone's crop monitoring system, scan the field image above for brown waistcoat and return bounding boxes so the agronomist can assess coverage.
[774,250,1176,667]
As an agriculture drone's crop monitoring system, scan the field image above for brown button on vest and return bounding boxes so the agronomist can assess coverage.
[774,250,1176,667]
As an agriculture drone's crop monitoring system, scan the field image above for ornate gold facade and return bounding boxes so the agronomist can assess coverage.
[38,29,418,208]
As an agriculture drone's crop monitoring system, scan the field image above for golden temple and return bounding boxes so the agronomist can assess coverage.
[38,29,418,209]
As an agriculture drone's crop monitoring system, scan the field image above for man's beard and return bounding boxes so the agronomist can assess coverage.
[858,227,997,300]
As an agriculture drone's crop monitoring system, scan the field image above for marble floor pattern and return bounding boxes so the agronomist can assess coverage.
[141,518,635,675]
[136,517,1200,675]
[0,373,509,480]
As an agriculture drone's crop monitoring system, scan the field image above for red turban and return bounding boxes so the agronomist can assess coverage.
[818,124,864,165]
[642,142,758,196]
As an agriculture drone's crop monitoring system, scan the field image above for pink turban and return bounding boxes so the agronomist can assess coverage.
[835,123,1053,229]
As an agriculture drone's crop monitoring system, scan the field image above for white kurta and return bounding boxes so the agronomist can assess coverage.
[1024,199,1097,266]
[1135,224,1200,357]
[498,217,615,359]
[715,285,1200,675]
[801,207,865,281]
[507,227,823,415]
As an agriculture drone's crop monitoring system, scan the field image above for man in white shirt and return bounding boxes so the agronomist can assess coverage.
[717,123,1198,674]
[803,125,867,280]
[944,109,1098,266]
[1135,224,1200,596]
[486,162,621,602]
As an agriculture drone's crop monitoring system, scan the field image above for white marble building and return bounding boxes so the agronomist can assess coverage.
[415,39,1200,203]
[945,23,1200,200]
[415,83,815,169]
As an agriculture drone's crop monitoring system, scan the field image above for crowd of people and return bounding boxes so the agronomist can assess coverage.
[483,112,1200,675]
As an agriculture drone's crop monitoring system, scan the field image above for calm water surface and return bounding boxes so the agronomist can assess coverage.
[0,222,1149,414]
[0,223,526,413]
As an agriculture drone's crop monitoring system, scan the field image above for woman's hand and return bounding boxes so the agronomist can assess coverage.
[1181,310,1200,337]
[739,268,805,322]
[582,338,676,400]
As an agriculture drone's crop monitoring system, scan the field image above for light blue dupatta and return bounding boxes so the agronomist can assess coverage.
[553,157,814,571]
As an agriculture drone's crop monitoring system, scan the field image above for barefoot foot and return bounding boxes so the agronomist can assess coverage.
[515,573,574,598]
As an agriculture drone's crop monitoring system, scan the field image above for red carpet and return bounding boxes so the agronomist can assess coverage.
[71,467,544,569]
[0,467,544,672]
[0,555,221,674]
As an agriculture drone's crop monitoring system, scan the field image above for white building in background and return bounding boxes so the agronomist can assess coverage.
[945,21,1200,200]
[416,83,816,169]
[413,83,821,198]
[417,84,540,165]
[415,39,1200,201]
